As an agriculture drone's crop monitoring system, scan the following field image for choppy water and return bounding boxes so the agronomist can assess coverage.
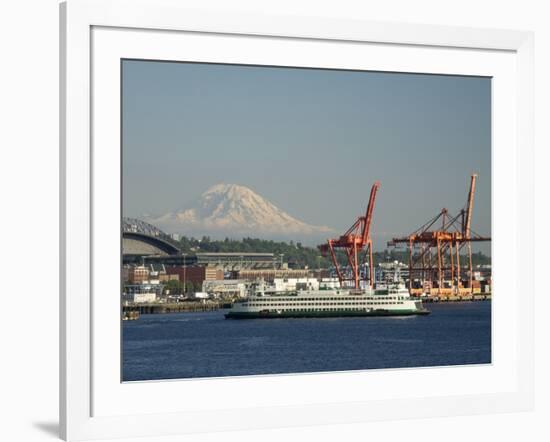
[122,301,491,381]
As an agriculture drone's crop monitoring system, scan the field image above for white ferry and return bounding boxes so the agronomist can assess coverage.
[224,282,430,319]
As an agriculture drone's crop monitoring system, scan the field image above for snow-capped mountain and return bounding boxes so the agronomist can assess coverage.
[146,184,333,240]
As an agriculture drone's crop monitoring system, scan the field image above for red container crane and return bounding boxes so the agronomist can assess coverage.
[319,181,380,289]
[388,174,490,296]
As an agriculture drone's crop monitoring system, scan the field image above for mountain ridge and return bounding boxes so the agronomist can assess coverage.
[145,183,333,241]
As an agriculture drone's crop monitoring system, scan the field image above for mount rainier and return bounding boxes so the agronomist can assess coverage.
[146,184,333,241]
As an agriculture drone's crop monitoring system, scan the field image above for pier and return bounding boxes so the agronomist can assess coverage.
[122,301,222,316]
[421,294,491,303]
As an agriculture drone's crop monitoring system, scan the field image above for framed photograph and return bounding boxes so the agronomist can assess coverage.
[60,0,534,440]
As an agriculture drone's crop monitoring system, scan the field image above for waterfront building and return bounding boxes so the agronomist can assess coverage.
[375,261,409,287]
[166,265,224,285]
[126,292,156,303]
[195,252,275,270]
[237,268,310,282]
[122,231,180,262]
[202,279,247,298]
[128,265,150,284]
[319,278,340,289]
[273,277,320,292]
[124,281,164,297]
[122,264,130,283]
[158,273,179,282]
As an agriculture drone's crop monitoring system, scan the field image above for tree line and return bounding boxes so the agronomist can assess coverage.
[170,236,491,269]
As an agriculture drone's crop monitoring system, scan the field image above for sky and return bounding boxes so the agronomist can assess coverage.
[122,60,491,252]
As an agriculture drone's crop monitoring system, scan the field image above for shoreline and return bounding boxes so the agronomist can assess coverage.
[122,301,223,316]
[122,297,492,318]
[421,294,492,303]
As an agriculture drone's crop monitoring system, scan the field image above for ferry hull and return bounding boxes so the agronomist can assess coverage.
[225,308,430,319]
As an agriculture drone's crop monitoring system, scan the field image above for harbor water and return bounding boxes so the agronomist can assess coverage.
[122,301,491,381]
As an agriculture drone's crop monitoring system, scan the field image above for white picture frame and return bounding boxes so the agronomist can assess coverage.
[60,0,534,440]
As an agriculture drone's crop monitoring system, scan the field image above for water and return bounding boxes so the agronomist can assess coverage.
[122,301,491,381]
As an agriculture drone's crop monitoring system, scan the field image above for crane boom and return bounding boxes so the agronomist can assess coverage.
[463,174,477,238]
[362,181,380,244]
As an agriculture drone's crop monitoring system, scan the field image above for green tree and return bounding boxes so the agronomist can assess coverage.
[164,279,183,295]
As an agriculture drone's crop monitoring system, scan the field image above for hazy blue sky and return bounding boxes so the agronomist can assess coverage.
[122,60,491,250]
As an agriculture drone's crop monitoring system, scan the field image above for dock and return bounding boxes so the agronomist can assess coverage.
[122,301,222,317]
[420,294,491,303]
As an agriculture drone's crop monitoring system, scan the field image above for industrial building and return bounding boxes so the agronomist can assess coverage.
[272,277,319,292]
[375,261,410,286]
[195,252,276,270]
[122,292,157,304]
[125,265,150,284]
[237,268,310,282]
[202,280,248,298]
[166,265,224,287]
